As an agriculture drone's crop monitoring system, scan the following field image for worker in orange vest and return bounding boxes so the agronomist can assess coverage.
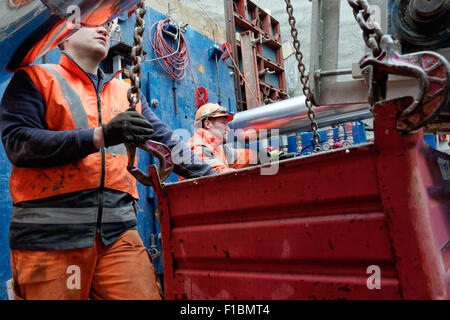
[186,103,255,175]
[0,24,217,300]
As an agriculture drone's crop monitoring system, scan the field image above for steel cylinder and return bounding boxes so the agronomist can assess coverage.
[229,95,371,141]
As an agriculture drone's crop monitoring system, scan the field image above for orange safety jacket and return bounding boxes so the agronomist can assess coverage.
[183,128,255,177]
[10,53,141,204]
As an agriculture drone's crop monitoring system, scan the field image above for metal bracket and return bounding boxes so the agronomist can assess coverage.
[251,35,270,46]
[150,233,161,259]
[258,68,276,76]
[166,3,188,33]
[314,68,353,80]
[309,0,389,105]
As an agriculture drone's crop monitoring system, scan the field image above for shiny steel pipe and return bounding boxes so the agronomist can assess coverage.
[229,95,372,140]
[0,0,138,74]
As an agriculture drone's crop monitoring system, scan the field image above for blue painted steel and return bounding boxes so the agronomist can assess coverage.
[0,5,236,299]
[424,134,437,149]
[133,8,237,275]
[246,122,368,156]
[265,72,279,88]
[0,141,12,301]
[299,122,368,155]
[261,45,277,62]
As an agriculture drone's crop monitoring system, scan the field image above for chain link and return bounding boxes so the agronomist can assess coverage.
[284,0,321,152]
[347,0,385,57]
[128,0,146,110]
[126,0,146,172]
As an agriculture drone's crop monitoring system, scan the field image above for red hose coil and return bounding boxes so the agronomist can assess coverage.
[149,19,202,101]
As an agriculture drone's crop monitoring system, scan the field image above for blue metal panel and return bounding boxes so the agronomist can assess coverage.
[265,72,279,88]
[287,134,298,153]
[261,44,277,62]
[424,134,437,149]
[288,122,368,155]
[133,8,236,275]
[0,5,236,298]
[0,143,12,301]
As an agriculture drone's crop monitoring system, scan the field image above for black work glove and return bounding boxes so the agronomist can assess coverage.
[102,110,154,147]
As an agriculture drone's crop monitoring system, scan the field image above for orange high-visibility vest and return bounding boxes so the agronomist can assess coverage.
[9,53,141,203]
[181,128,255,180]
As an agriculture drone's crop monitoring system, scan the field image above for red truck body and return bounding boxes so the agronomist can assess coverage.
[153,100,450,300]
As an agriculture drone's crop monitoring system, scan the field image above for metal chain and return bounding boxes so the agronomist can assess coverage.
[347,0,385,57]
[128,0,146,110]
[126,0,146,173]
[284,0,321,152]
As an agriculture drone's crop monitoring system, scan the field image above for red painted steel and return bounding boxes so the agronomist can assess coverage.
[153,99,450,300]
[240,31,261,109]
[227,0,288,110]
[373,98,449,299]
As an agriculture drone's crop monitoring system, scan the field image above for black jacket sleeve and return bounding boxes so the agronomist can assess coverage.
[0,70,98,168]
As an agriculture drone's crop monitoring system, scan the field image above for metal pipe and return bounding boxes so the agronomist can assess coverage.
[0,0,138,78]
[229,95,372,141]
[314,68,353,80]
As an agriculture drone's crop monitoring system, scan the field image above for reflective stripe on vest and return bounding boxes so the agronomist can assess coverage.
[11,206,136,224]
[41,64,128,157]
[40,64,90,129]
[9,55,141,204]
[187,131,229,167]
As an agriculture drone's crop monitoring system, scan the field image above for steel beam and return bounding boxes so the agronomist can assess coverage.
[240,30,261,109]
[224,0,244,111]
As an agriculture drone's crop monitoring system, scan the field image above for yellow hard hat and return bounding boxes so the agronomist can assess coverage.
[194,103,234,128]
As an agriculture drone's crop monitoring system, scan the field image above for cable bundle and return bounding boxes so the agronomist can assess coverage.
[149,19,203,105]
[149,19,189,80]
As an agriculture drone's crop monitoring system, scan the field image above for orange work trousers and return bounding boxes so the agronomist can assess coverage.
[10,229,163,300]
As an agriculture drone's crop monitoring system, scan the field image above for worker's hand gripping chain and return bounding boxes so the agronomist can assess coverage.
[284,0,321,152]
[348,0,450,132]
[126,0,174,185]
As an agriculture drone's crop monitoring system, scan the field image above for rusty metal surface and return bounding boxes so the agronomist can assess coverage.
[373,97,450,299]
